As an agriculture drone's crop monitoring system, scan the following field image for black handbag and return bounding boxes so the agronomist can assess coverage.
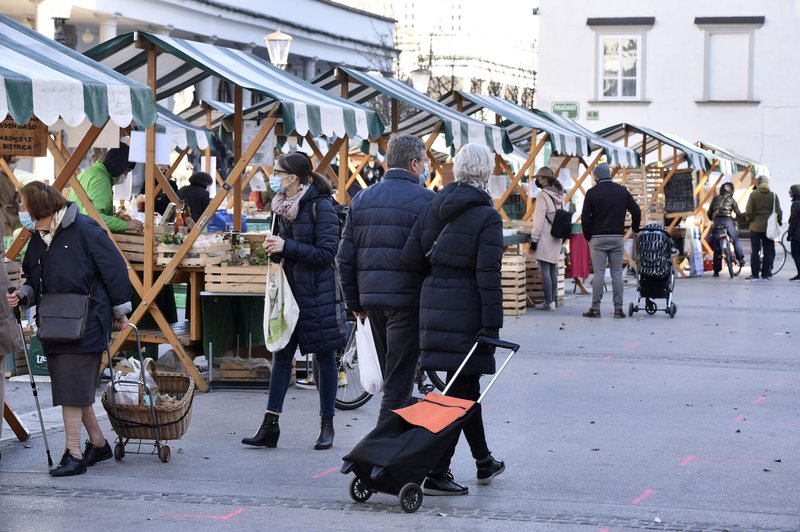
[36,292,91,343]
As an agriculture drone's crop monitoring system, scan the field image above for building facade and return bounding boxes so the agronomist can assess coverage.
[536,0,800,195]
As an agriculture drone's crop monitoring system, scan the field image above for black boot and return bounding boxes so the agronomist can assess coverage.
[241,413,280,447]
[314,415,334,450]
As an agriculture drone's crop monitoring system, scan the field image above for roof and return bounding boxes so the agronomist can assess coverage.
[531,109,640,168]
[596,123,736,174]
[86,32,383,140]
[312,68,512,154]
[0,14,156,128]
[177,100,235,130]
[153,105,213,151]
[439,91,593,158]
[696,141,770,178]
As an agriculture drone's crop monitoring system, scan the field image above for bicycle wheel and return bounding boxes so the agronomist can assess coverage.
[426,370,447,392]
[772,240,787,275]
[335,325,373,410]
[724,239,741,277]
[724,241,734,278]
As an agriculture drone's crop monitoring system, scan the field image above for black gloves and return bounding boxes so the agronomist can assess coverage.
[475,327,499,341]
[531,241,538,251]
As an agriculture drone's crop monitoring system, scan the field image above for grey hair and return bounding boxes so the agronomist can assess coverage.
[386,134,425,169]
[453,143,493,187]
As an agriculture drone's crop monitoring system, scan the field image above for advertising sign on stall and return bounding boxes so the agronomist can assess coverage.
[0,117,47,156]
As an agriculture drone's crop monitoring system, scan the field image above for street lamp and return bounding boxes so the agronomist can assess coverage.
[409,68,432,94]
[52,0,72,46]
[264,27,292,70]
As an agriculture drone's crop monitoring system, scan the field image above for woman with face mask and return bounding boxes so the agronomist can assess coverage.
[241,152,347,451]
[67,143,142,233]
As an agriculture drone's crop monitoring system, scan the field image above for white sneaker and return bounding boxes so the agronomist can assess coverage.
[294,376,316,390]
[534,302,554,311]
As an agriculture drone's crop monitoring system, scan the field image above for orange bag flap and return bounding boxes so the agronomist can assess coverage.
[391,392,476,433]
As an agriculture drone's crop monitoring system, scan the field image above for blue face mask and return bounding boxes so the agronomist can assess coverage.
[419,162,429,186]
[19,212,36,231]
[269,174,284,193]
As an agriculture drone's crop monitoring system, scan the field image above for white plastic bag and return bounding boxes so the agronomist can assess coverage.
[263,260,300,352]
[355,318,383,395]
[766,195,782,241]
[106,358,159,405]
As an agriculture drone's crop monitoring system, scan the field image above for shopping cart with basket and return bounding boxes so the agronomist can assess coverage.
[341,336,520,513]
[101,324,195,463]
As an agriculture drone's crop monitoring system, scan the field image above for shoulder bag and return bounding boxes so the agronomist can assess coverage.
[543,193,572,239]
[766,194,782,241]
[36,255,93,343]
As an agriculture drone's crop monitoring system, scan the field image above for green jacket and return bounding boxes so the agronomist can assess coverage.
[745,183,782,233]
[68,162,128,233]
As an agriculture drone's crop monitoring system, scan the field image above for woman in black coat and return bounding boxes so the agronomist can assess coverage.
[241,153,346,451]
[177,171,212,221]
[6,182,132,477]
[402,143,505,496]
[788,184,800,280]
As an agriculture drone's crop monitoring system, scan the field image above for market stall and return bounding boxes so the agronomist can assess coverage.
[0,14,157,432]
[87,31,383,389]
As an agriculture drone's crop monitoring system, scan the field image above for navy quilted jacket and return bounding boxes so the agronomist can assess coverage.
[272,187,347,354]
[401,182,503,375]
[336,169,434,312]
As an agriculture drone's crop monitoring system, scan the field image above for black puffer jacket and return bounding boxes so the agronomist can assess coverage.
[272,187,347,355]
[788,185,800,242]
[401,182,503,375]
[336,169,434,312]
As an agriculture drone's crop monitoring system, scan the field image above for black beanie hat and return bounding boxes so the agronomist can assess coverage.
[103,144,132,177]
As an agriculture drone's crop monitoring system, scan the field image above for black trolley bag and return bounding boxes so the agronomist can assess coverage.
[341,336,520,513]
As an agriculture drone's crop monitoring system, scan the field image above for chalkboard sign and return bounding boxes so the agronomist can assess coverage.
[663,171,696,214]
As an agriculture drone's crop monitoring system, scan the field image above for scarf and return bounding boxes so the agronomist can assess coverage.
[38,206,67,248]
[271,184,309,221]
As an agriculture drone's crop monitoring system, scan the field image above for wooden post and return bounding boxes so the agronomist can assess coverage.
[391,98,399,134]
[204,106,212,173]
[144,42,157,290]
[338,69,350,204]
[233,85,243,231]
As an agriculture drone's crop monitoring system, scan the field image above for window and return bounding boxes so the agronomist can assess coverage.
[695,17,764,102]
[599,35,641,99]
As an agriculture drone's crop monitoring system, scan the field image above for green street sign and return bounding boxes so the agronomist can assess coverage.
[586,110,599,120]
[552,102,579,119]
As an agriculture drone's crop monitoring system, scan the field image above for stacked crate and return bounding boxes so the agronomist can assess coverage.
[526,253,565,307]
[501,254,527,316]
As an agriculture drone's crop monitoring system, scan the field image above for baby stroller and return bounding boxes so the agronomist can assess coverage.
[629,223,677,318]
[341,336,520,513]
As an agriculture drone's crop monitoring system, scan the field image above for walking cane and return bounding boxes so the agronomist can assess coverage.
[7,287,53,466]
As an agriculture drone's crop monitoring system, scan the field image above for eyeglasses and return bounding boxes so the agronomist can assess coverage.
[273,169,292,177]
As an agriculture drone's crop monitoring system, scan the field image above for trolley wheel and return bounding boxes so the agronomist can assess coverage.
[349,477,372,503]
[645,299,657,315]
[398,483,423,513]
[114,442,125,461]
[158,445,171,463]
[628,302,635,317]
[669,304,677,319]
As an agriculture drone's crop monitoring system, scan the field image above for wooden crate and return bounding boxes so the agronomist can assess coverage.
[5,261,22,289]
[156,242,231,267]
[526,253,565,306]
[501,254,527,316]
[220,358,270,381]
[205,264,269,294]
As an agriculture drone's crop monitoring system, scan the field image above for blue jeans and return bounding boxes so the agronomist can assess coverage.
[712,217,744,272]
[538,259,558,305]
[266,332,337,417]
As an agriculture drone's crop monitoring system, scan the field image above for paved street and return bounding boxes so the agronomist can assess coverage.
[2,269,799,531]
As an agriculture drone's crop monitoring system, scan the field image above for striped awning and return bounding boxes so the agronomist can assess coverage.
[439,92,592,158]
[531,109,640,168]
[0,14,155,128]
[696,141,770,179]
[313,68,512,154]
[86,32,383,140]
[177,100,234,131]
[596,123,735,174]
[152,105,212,151]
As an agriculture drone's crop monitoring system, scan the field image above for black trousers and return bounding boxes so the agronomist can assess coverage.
[431,373,490,475]
[750,231,775,277]
[792,239,800,275]
[367,309,421,424]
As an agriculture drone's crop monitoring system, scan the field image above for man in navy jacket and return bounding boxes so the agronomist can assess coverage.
[581,163,641,318]
[336,134,434,422]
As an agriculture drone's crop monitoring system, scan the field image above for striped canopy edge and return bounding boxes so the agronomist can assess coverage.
[696,141,770,179]
[0,14,155,128]
[147,104,212,151]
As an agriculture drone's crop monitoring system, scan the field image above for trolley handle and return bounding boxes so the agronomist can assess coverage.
[475,336,520,352]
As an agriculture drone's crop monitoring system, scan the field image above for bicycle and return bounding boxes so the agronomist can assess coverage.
[334,322,446,411]
[770,231,788,275]
[715,223,742,278]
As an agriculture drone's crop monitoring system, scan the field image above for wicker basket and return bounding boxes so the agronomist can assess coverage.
[102,371,195,441]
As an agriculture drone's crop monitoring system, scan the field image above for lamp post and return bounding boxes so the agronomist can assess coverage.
[264,27,292,70]
[52,0,72,46]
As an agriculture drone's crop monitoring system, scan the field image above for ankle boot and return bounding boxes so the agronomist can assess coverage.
[314,415,334,450]
[241,413,280,448]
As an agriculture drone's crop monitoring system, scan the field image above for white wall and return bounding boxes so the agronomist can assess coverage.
[537,0,800,198]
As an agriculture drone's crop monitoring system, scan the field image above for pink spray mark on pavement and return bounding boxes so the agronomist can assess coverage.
[602,355,614,361]
[679,455,769,466]
[734,414,746,422]
[752,395,767,405]
[680,455,699,466]
[312,467,339,479]
[625,341,640,349]
[631,489,653,504]
[169,508,245,521]
[774,379,788,388]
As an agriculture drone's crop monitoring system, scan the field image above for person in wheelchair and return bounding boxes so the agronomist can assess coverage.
[708,182,745,276]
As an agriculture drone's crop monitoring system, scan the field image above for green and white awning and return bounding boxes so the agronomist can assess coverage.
[0,14,155,128]
[151,105,213,151]
[696,141,770,179]
[532,109,640,168]
[439,91,592,158]
[596,123,735,174]
[177,100,234,131]
[86,32,383,140]
[313,68,512,154]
